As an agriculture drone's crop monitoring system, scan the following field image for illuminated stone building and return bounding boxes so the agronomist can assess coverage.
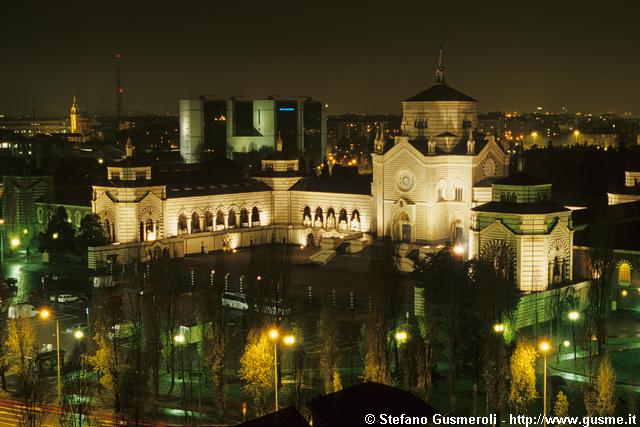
[469,172,574,292]
[372,49,510,246]
[89,135,369,268]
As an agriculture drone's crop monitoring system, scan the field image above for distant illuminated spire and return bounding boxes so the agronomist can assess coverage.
[276,131,283,152]
[70,96,79,133]
[435,46,445,84]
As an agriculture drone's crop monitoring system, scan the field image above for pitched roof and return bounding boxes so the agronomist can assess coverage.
[290,167,371,195]
[472,201,569,214]
[306,382,437,427]
[405,84,477,102]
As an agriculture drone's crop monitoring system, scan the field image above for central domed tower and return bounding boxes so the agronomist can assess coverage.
[401,48,478,153]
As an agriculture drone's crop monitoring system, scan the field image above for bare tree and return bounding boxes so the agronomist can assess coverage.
[363,238,396,385]
[413,246,470,411]
[0,287,11,390]
[59,343,95,427]
[319,299,341,393]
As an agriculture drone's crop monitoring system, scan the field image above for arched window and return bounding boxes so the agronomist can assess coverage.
[302,206,312,226]
[350,209,361,231]
[178,214,188,235]
[251,207,260,225]
[204,211,213,231]
[326,208,336,228]
[240,208,249,227]
[619,262,631,286]
[453,182,463,201]
[314,207,324,228]
[437,180,447,201]
[191,212,200,233]
[338,209,348,229]
[216,211,225,229]
[143,218,156,241]
[228,208,237,228]
[104,219,112,242]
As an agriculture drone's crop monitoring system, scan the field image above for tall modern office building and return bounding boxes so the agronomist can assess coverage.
[179,97,326,164]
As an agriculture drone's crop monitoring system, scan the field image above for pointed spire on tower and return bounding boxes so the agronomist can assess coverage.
[374,124,385,153]
[435,46,445,84]
[125,136,134,158]
[276,132,284,152]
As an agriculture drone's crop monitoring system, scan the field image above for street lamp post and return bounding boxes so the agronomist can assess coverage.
[39,308,61,404]
[568,311,579,364]
[539,340,551,427]
[0,218,5,266]
[574,129,580,144]
[268,328,295,413]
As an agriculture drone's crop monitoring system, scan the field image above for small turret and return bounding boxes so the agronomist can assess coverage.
[466,129,475,155]
[125,136,134,158]
[276,132,283,152]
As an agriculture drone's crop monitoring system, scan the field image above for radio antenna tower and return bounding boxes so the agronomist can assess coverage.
[115,52,124,131]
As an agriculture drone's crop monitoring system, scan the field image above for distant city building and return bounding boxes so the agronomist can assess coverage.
[0,117,68,135]
[327,114,401,148]
[68,97,91,141]
[179,97,326,164]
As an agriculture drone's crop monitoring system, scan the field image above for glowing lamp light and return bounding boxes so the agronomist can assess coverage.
[174,334,186,344]
[493,323,505,333]
[283,335,296,346]
[394,331,408,343]
[74,330,85,340]
[539,340,551,353]
[621,289,628,297]
[98,158,104,164]
[268,328,279,340]
[22,228,28,235]
[568,311,580,321]
[52,232,59,240]
[10,238,20,248]
[39,309,51,320]
[256,275,262,281]
[562,340,570,348]
[453,244,464,256]
[573,130,580,136]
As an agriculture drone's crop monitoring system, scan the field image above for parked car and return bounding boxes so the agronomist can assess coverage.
[8,303,38,319]
[221,292,249,310]
[49,294,80,303]
[65,322,89,334]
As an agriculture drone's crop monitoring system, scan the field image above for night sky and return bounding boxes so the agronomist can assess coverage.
[2,1,640,117]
